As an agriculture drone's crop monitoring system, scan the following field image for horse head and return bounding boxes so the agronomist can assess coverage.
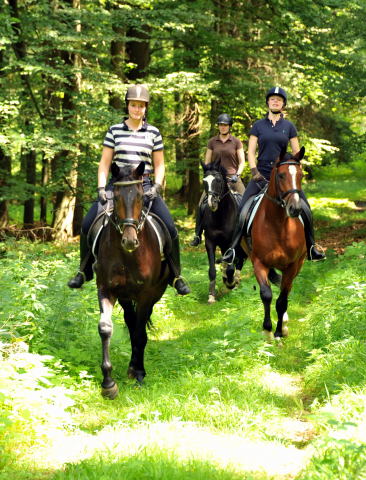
[111,161,145,252]
[270,147,305,218]
[201,159,228,212]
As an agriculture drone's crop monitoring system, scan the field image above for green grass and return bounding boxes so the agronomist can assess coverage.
[1,173,366,479]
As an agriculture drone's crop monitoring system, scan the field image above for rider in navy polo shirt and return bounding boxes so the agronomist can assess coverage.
[223,87,325,262]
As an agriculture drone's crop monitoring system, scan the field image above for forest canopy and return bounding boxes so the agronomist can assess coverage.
[1,0,365,238]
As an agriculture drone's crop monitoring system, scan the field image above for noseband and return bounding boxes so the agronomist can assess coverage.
[265,161,302,208]
[112,179,145,234]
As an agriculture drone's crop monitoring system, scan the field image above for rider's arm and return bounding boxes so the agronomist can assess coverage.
[204,148,213,164]
[247,135,258,169]
[236,148,245,176]
[290,136,300,155]
[152,149,165,186]
[98,146,114,188]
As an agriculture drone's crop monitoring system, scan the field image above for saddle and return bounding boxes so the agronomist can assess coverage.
[237,189,266,250]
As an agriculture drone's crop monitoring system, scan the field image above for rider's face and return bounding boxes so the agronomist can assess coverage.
[218,123,230,135]
[267,95,284,111]
[128,100,147,120]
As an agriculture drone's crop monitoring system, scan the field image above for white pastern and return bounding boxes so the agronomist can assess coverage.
[99,298,114,332]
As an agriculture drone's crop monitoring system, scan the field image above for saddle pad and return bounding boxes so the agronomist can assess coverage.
[146,215,166,259]
[246,193,264,234]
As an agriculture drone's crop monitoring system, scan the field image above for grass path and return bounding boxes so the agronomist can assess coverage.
[2,175,366,479]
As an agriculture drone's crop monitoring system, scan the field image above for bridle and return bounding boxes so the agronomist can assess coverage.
[264,160,302,208]
[110,179,149,235]
[204,171,230,204]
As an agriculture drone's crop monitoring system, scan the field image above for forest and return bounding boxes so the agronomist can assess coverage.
[1,0,365,240]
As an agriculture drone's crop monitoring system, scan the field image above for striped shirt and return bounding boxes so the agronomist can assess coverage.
[103,120,164,174]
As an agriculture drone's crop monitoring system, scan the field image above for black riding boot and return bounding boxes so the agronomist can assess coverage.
[190,205,204,246]
[301,201,326,261]
[222,208,247,264]
[67,232,94,288]
[166,236,190,295]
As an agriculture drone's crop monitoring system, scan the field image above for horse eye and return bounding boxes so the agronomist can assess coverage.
[278,173,286,180]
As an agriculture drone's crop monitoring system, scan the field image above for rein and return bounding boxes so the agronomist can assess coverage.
[265,161,302,208]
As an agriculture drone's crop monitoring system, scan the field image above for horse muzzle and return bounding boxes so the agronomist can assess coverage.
[286,194,302,218]
[207,194,219,212]
[121,233,139,252]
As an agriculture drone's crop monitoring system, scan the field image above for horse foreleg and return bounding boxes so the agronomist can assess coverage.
[274,264,298,337]
[120,300,145,383]
[206,240,216,303]
[253,261,272,335]
[127,302,153,384]
[98,289,118,399]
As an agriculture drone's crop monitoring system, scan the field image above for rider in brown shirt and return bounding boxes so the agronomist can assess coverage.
[190,113,245,246]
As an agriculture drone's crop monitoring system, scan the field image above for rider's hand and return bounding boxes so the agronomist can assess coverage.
[144,183,162,201]
[251,168,263,182]
[97,186,107,205]
[230,174,238,183]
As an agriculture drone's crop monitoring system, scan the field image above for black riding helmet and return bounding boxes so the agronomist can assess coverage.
[266,87,287,107]
[216,113,233,125]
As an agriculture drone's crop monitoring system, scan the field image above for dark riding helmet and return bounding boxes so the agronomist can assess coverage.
[266,87,287,106]
[217,113,233,125]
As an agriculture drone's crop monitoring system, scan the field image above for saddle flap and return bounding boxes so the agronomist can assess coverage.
[146,214,170,258]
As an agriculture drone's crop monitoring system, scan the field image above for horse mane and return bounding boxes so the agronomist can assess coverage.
[203,161,228,179]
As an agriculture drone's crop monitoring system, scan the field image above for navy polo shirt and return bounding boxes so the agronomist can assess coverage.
[249,114,297,179]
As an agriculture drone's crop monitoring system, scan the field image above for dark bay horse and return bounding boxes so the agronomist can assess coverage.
[201,160,245,303]
[241,148,307,338]
[95,161,170,398]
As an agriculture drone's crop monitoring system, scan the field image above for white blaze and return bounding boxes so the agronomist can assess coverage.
[288,165,299,202]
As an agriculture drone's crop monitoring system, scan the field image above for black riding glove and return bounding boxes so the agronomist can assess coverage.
[230,174,238,183]
[144,183,162,201]
[97,186,107,205]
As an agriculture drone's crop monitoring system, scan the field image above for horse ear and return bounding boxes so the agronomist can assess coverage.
[279,147,287,163]
[295,146,305,161]
[111,162,120,178]
[135,161,145,178]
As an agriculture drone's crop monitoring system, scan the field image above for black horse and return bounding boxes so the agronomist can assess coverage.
[200,160,245,303]
[95,162,170,398]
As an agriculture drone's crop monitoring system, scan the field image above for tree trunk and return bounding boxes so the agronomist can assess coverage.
[40,154,49,224]
[0,150,11,229]
[52,0,81,241]
[23,149,36,228]
[126,26,151,80]
[183,94,201,215]
[109,23,125,110]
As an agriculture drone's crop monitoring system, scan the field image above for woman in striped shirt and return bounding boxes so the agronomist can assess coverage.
[68,85,190,295]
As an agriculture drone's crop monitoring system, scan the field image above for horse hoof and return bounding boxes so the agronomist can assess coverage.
[101,383,119,399]
[225,282,235,290]
[263,330,274,342]
[208,295,216,304]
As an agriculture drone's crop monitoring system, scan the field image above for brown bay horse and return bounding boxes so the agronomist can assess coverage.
[95,161,170,398]
[241,147,307,338]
